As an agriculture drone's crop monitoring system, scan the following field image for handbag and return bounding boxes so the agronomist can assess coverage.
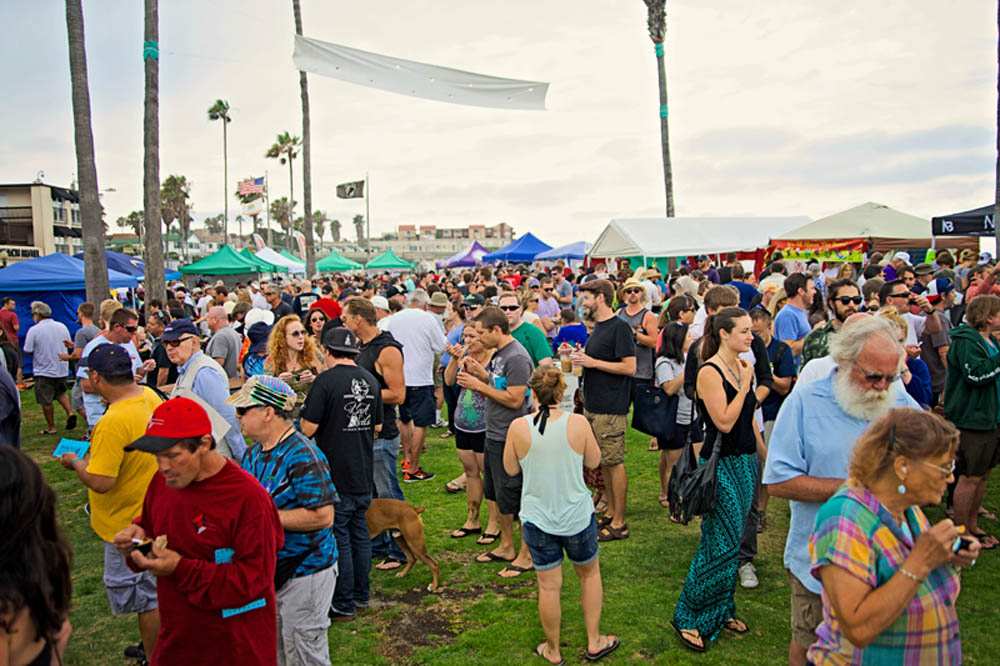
[631,376,679,440]
[667,432,721,525]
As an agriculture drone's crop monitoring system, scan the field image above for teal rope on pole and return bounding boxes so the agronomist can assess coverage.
[654,42,664,58]
[143,41,159,61]
[660,104,668,118]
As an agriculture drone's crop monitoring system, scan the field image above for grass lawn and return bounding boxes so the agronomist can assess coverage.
[19,391,1000,664]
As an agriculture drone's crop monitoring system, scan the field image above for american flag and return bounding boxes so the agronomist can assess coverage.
[238,176,265,195]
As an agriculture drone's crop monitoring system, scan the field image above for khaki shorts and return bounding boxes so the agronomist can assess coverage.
[788,569,823,648]
[584,410,627,467]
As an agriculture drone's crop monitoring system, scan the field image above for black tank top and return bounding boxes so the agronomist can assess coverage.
[356,331,402,440]
[697,362,758,458]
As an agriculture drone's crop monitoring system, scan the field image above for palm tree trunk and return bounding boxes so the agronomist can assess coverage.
[656,41,675,217]
[293,0,317,276]
[142,0,165,307]
[995,0,999,254]
[65,0,109,303]
[222,120,229,243]
[287,157,295,251]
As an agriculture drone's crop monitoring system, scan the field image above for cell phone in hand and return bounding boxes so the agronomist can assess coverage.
[131,538,154,556]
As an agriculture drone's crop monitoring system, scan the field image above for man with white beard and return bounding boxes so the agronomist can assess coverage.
[763,316,918,666]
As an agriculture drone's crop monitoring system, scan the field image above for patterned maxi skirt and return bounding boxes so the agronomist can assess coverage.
[672,452,758,641]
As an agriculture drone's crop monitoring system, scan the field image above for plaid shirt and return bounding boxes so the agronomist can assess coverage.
[801,321,835,369]
[808,485,962,665]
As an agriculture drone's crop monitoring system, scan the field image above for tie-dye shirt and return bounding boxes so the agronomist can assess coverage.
[808,485,962,665]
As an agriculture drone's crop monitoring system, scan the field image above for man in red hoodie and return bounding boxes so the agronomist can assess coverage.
[114,397,283,666]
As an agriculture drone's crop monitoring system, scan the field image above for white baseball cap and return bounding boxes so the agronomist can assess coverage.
[370,295,390,311]
[244,308,275,329]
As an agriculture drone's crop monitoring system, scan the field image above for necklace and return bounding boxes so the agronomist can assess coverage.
[717,355,742,388]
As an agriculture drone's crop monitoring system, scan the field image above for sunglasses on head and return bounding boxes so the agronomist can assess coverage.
[834,296,864,305]
[499,305,520,311]
[164,335,196,348]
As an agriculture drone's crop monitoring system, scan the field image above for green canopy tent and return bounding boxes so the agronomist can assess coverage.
[240,247,288,273]
[365,249,414,272]
[180,245,260,276]
[317,249,364,272]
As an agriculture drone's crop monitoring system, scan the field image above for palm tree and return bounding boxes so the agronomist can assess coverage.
[203,213,224,235]
[330,218,341,242]
[116,210,144,238]
[292,0,317,276]
[142,0,165,307]
[265,131,301,230]
[161,175,192,261]
[207,99,232,239]
[643,0,675,216]
[65,0,108,303]
[353,214,366,247]
[313,209,327,252]
[995,0,999,254]
[269,196,294,249]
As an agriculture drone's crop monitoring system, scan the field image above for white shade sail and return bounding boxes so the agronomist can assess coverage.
[255,247,306,274]
[590,217,812,258]
[293,35,549,111]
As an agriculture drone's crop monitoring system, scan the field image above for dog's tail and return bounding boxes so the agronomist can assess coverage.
[414,506,426,515]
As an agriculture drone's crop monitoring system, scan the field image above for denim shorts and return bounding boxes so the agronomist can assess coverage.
[521,515,599,572]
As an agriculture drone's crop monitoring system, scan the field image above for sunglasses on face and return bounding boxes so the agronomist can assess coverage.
[288,329,306,338]
[543,288,553,293]
[310,316,326,323]
[236,405,265,417]
[125,325,138,333]
[164,335,196,348]
[624,288,643,295]
[499,305,520,312]
[888,292,910,299]
[857,364,900,385]
[834,296,864,305]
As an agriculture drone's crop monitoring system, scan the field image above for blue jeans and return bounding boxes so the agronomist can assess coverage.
[331,493,372,616]
[371,437,406,562]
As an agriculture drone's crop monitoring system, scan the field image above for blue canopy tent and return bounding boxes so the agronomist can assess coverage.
[482,233,552,263]
[0,254,138,374]
[535,241,591,261]
[75,250,182,281]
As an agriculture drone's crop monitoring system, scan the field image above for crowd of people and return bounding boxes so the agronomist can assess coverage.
[0,246,994,664]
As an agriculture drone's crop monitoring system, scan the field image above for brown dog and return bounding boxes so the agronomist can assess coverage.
[365,498,441,592]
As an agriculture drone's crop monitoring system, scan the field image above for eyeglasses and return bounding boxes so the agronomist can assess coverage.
[499,305,521,311]
[164,336,196,348]
[288,329,306,337]
[236,405,265,417]
[921,459,957,477]
[624,288,643,295]
[834,296,864,305]
[856,364,900,385]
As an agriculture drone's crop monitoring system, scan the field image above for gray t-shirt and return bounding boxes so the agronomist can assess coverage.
[24,318,72,378]
[74,323,100,351]
[484,339,533,442]
[205,325,242,379]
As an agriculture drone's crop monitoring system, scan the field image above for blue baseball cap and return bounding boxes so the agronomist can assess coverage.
[161,318,199,342]
[87,343,133,378]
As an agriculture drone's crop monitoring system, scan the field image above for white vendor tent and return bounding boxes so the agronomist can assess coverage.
[255,247,306,274]
[590,216,812,258]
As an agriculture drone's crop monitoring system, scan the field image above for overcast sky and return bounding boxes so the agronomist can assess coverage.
[1,0,996,246]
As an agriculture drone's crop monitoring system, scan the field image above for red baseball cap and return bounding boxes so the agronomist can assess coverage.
[126,397,213,453]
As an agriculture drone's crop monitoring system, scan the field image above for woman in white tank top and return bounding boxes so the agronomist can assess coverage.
[503,366,621,665]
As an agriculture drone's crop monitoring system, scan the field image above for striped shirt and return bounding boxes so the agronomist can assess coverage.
[808,485,962,665]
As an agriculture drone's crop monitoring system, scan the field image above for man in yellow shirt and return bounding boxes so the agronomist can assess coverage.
[60,344,162,662]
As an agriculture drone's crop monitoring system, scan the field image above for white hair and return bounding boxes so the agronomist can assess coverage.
[409,289,429,306]
[829,317,901,367]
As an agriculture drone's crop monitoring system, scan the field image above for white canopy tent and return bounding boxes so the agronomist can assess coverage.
[776,202,925,240]
[590,216,812,258]
[255,247,306,274]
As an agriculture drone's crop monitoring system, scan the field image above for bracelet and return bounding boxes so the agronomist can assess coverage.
[899,567,924,583]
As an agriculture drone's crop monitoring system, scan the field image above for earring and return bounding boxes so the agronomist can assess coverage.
[897,482,907,495]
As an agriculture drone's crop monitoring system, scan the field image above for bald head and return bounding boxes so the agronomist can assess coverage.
[206,306,229,332]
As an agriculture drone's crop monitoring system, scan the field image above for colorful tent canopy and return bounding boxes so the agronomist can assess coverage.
[931,205,996,237]
[0,253,139,292]
[439,241,489,268]
[365,249,414,271]
[255,247,305,274]
[591,217,810,258]
[482,233,552,263]
[317,250,364,272]
[535,241,591,261]
[239,247,288,273]
[180,246,260,275]
[75,250,181,281]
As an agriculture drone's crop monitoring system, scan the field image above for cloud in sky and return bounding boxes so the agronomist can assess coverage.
[0,0,995,246]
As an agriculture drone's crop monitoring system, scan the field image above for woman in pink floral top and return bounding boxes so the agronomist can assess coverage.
[808,408,980,665]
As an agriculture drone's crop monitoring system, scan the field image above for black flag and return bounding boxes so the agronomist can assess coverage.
[336,180,365,199]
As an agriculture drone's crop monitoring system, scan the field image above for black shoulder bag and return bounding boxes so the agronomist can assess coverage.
[631,373,679,440]
[667,431,721,525]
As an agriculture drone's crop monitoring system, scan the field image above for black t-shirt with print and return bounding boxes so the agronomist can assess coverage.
[582,316,636,415]
[301,364,383,495]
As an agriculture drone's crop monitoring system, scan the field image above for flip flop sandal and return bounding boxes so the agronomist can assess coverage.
[724,618,749,634]
[476,531,500,545]
[671,622,706,653]
[979,507,998,521]
[444,481,464,494]
[597,524,629,542]
[648,440,659,452]
[597,514,612,527]
[475,551,514,564]
[535,642,564,665]
[39,429,58,436]
[497,564,534,578]
[970,531,999,550]
[658,495,670,508]
[450,527,482,538]
[584,636,621,662]
[375,558,403,571]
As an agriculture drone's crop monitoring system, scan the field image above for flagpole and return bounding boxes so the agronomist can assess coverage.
[365,171,371,260]
[264,171,272,246]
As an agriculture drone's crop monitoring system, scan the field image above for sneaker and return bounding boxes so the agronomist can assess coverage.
[123,642,146,661]
[403,469,435,483]
[739,562,759,589]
